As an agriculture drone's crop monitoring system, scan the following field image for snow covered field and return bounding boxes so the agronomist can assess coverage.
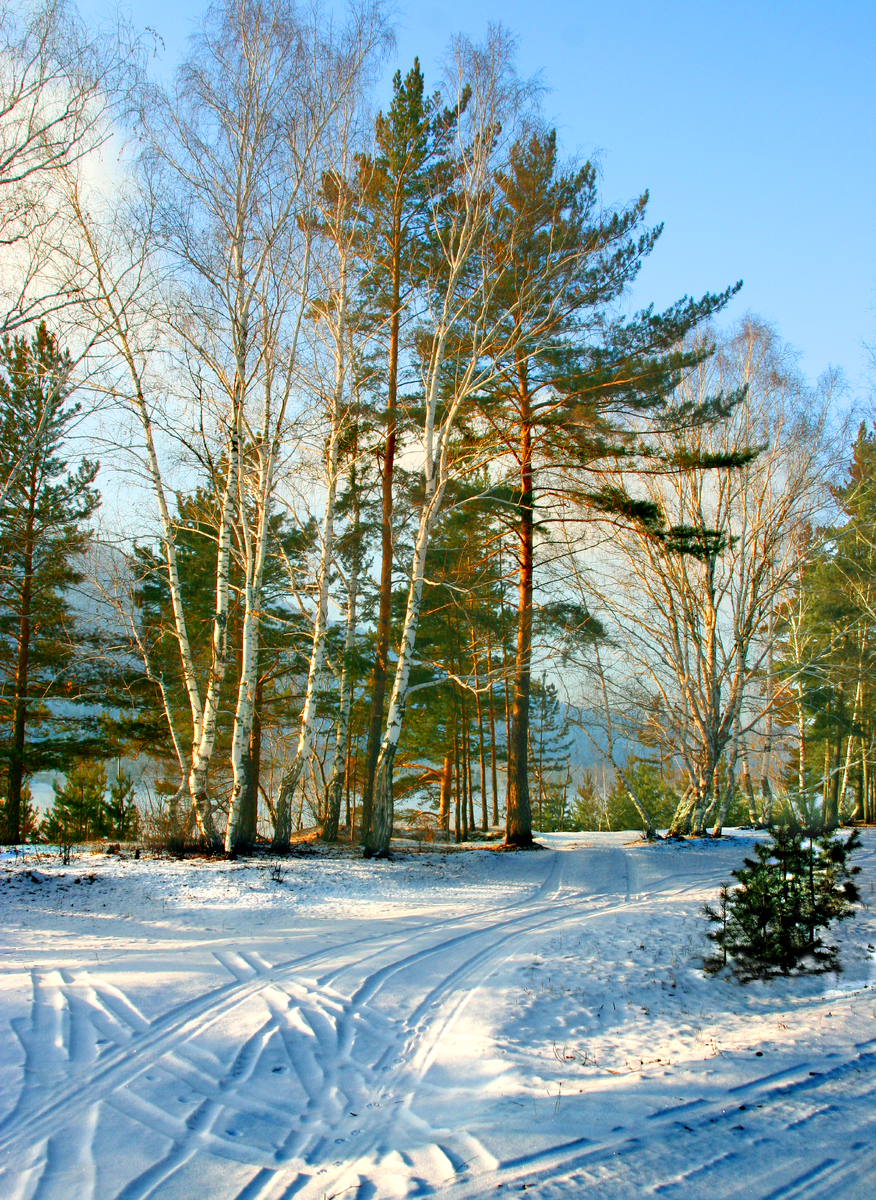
[1,830,875,1199]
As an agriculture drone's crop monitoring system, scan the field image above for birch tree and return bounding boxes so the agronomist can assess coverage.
[57,0,383,847]
[363,28,533,856]
[579,319,838,836]
[134,0,385,851]
[0,0,137,332]
[264,56,381,850]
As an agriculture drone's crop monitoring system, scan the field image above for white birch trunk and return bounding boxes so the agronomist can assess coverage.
[712,720,740,837]
[271,363,343,849]
[367,488,445,854]
[761,609,775,825]
[224,230,315,851]
[68,185,224,843]
[187,414,240,846]
[224,448,268,850]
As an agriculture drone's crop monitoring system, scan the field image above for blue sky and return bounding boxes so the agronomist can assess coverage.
[94,1,876,392]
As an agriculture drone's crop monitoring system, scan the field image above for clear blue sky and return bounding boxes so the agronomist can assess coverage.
[97,1,876,392]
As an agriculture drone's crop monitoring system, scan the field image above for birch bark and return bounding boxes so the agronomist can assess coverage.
[361,31,531,855]
[270,278,346,849]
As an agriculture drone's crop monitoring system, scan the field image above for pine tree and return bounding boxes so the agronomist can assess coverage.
[528,677,573,832]
[356,58,469,850]
[776,423,876,826]
[0,323,101,844]
[104,765,140,840]
[705,827,861,978]
[478,130,741,846]
[41,759,108,843]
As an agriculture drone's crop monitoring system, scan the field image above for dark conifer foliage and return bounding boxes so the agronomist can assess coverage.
[355,59,470,851]
[476,129,741,846]
[777,423,876,826]
[705,827,861,979]
[0,323,101,844]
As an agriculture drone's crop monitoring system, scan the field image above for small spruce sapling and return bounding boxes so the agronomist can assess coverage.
[106,768,139,840]
[704,826,861,979]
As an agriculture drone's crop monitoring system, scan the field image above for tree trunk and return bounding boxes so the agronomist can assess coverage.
[226,536,261,850]
[439,751,452,837]
[506,365,535,847]
[712,735,739,838]
[363,474,441,855]
[269,404,340,850]
[667,784,696,837]
[853,746,865,823]
[864,741,871,823]
[499,550,512,818]
[237,676,262,848]
[472,632,488,831]
[360,219,402,844]
[190,413,241,849]
[739,740,759,825]
[826,711,843,826]
[5,466,37,845]
[467,710,476,835]
[760,618,775,825]
[453,699,461,843]
[323,501,360,843]
[486,627,499,826]
[458,688,469,841]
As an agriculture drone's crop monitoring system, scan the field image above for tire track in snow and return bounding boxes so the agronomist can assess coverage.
[240,851,681,1198]
[0,875,545,1158]
[129,864,590,1191]
[3,845,740,1199]
[0,848,594,1195]
[431,1034,876,1198]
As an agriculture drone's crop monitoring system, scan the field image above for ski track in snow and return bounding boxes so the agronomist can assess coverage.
[0,833,875,1198]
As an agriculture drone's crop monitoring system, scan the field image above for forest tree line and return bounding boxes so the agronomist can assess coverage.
[0,0,866,854]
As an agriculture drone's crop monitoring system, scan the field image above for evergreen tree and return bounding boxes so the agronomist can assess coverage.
[0,323,101,844]
[41,759,108,843]
[569,771,608,831]
[570,759,680,832]
[705,827,861,978]
[477,130,741,846]
[776,423,876,826]
[104,764,140,840]
[528,676,573,831]
[356,58,469,848]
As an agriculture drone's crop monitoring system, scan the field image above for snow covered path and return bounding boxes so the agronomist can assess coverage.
[1,832,875,1199]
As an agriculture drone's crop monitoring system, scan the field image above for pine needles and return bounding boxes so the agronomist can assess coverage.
[704,827,862,980]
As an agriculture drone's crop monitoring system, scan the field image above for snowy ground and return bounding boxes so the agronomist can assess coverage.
[1,830,875,1199]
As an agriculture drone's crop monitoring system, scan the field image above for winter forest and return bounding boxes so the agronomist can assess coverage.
[3,0,872,855]
[2,2,876,1198]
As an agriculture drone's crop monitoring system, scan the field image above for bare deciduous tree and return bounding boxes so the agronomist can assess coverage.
[570,318,840,836]
[0,0,137,331]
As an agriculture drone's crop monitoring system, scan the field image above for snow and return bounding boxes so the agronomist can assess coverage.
[1,830,875,1199]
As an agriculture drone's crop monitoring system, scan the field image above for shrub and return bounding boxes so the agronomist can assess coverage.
[704,826,861,979]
